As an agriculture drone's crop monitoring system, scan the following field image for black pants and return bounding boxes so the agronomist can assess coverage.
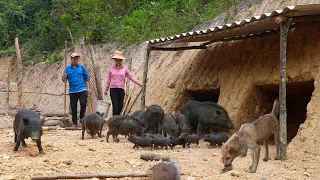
[70,91,88,125]
[110,88,125,116]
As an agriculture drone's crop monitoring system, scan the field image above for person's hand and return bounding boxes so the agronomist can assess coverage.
[62,73,67,82]
[104,91,108,96]
[138,83,142,88]
[87,89,91,94]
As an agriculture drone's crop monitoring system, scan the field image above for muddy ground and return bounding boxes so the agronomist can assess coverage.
[0,119,319,180]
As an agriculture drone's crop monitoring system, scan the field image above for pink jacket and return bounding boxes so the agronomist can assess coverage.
[105,65,140,92]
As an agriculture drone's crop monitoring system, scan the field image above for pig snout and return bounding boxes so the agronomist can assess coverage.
[31,132,41,142]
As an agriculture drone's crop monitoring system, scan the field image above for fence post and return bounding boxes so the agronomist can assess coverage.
[278,17,292,160]
[5,69,10,116]
[64,41,68,123]
[14,37,23,108]
[141,44,150,110]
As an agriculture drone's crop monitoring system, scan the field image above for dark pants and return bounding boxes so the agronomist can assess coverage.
[110,88,125,116]
[70,91,88,125]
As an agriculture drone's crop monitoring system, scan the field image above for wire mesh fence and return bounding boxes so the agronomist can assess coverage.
[0,43,107,119]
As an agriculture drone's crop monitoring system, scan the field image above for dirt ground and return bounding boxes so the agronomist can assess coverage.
[0,118,319,180]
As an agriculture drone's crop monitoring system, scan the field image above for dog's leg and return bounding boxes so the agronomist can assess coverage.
[249,146,261,173]
[249,150,254,171]
[274,131,280,160]
[263,140,269,162]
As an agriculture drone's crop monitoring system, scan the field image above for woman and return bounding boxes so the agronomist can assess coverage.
[104,51,142,116]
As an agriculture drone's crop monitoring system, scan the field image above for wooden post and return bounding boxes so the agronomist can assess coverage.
[141,44,150,110]
[89,45,103,100]
[14,37,23,108]
[5,69,10,116]
[80,41,93,113]
[64,41,68,123]
[278,17,292,160]
[124,58,132,103]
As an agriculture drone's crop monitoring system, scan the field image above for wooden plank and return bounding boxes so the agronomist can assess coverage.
[141,45,150,110]
[31,172,150,180]
[279,18,292,161]
[14,37,23,108]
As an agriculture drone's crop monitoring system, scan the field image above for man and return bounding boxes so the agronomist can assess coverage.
[62,53,90,127]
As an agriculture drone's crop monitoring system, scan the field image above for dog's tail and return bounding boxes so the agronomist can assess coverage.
[271,98,279,116]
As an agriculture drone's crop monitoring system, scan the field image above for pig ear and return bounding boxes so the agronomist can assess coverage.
[23,118,29,125]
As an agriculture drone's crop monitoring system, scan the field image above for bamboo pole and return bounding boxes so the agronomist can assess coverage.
[124,58,132,103]
[5,69,10,116]
[141,44,150,110]
[14,37,23,108]
[31,172,150,180]
[64,41,68,124]
[89,45,103,100]
[278,18,292,160]
[80,41,93,113]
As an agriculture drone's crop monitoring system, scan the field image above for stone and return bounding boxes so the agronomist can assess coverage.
[43,159,49,163]
[3,155,10,159]
[63,160,73,165]
[52,148,59,151]
[29,151,38,157]
[89,148,96,152]
[186,176,196,180]
[230,171,240,177]
[78,141,87,146]
[203,158,208,161]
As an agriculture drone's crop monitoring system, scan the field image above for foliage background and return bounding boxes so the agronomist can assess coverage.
[0,0,244,58]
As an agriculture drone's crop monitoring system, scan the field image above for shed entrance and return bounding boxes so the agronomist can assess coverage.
[186,89,220,103]
[256,80,314,143]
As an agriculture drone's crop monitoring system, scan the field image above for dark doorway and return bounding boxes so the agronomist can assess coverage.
[256,80,314,142]
[185,89,220,103]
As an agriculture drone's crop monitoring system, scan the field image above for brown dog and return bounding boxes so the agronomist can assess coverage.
[221,99,280,173]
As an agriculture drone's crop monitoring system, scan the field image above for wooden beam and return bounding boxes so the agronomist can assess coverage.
[150,45,207,51]
[14,37,23,108]
[279,18,292,161]
[141,44,150,110]
[31,172,150,180]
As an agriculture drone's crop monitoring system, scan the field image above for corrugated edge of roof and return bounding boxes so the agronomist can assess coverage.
[148,4,320,44]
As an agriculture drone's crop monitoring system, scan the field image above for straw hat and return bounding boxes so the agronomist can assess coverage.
[112,51,125,60]
[71,53,80,58]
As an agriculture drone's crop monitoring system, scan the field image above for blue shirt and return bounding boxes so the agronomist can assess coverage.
[66,64,90,93]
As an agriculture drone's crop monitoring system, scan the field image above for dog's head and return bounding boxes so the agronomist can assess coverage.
[220,134,247,167]
[220,144,239,167]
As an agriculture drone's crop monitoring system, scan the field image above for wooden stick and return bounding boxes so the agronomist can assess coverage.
[14,37,23,108]
[124,58,132,103]
[121,85,135,115]
[31,172,150,180]
[64,41,68,124]
[89,45,103,100]
[80,40,93,113]
[126,88,142,114]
